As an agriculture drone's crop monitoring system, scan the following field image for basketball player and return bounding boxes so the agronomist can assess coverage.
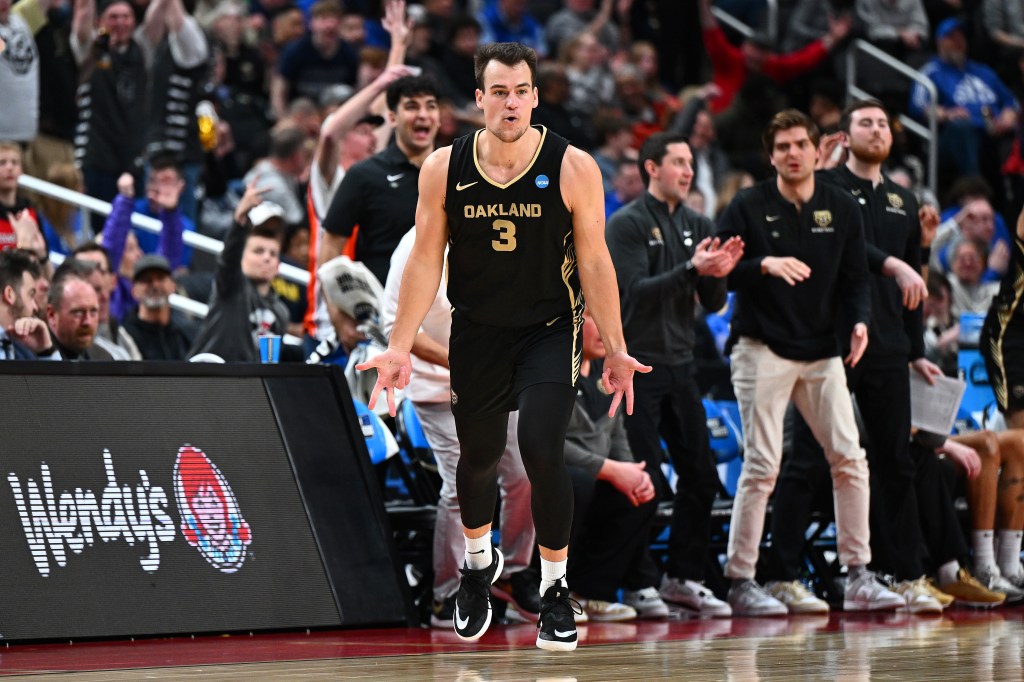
[982,205,1024,594]
[358,42,649,651]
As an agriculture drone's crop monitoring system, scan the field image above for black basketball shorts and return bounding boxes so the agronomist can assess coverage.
[448,310,582,419]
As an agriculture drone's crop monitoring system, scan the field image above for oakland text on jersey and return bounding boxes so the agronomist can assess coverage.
[462,203,542,219]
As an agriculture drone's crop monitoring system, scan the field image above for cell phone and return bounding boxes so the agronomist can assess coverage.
[406,65,423,77]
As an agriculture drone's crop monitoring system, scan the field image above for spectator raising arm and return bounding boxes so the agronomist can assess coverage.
[139,0,173,56]
[71,0,95,58]
[99,173,140,321]
[316,65,411,192]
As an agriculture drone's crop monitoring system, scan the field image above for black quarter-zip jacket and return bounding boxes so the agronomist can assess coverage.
[606,191,727,365]
[717,178,871,361]
[819,166,925,364]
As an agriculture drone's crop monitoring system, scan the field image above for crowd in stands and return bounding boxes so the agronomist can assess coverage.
[3,0,1024,627]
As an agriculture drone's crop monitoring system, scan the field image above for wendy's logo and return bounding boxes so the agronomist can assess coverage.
[173,446,252,573]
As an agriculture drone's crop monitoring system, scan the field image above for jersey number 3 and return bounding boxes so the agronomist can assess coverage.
[491,219,517,252]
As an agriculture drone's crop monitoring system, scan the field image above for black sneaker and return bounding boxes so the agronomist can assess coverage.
[492,568,542,622]
[536,579,581,651]
[430,594,456,629]
[454,548,504,641]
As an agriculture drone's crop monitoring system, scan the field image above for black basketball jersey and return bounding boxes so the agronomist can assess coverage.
[445,125,581,327]
[988,231,1024,343]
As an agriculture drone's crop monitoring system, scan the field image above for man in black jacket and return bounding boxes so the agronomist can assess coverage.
[716,109,903,617]
[606,132,742,617]
[122,254,197,360]
[760,100,953,614]
[188,189,290,362]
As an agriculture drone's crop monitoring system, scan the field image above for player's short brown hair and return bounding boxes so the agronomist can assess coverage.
[474,42,538,90]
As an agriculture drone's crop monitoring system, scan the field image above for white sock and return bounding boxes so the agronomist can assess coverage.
[972,530,997,573]
[997,530,1024,578]
[938,560,960,586]
[539,558,568,597]
[465,533,492,570]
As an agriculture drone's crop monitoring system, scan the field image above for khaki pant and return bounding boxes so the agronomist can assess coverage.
[725,337,871,579]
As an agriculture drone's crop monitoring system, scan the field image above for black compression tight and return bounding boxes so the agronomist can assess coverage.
[454,382,577,549]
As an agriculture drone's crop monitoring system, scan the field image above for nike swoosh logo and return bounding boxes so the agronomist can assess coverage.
[387,173,405,182]
[546,317,559,326]
[455,606,470,630]
[554,629,576,638]
[766,215,781,222]
[456,181,478,191]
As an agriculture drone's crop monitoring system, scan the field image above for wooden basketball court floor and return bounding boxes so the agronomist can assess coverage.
[2,608,1022,681]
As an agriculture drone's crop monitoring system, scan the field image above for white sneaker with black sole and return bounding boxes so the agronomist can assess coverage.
[453,548,504,641]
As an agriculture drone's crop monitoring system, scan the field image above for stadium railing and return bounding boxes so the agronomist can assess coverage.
[18,173,310,345]
[846,38,939,198]
[711,0,779,44]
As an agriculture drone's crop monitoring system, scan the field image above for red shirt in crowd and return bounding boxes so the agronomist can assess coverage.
[0,198,41,253]
[703,26,829,114]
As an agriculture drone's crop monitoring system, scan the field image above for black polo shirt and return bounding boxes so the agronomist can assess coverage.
[818,166,924,362]
[717,178,870,362]
[323,143,422,285]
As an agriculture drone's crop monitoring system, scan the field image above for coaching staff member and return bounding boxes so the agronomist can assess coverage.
[717,109,901,617]
[605,132,742,617]
[763,99,945,613]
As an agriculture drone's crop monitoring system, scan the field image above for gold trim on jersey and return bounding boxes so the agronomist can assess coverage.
[560,229,583,385]
[989,239,1024,408]
[472,126,548,190]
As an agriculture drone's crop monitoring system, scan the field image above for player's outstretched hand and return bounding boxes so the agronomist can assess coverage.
[356,348,412,417]
[602,350,652,417]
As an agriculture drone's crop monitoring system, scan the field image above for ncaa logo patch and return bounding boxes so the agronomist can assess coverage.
[535,174,550,189]
[174,446,252,574]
